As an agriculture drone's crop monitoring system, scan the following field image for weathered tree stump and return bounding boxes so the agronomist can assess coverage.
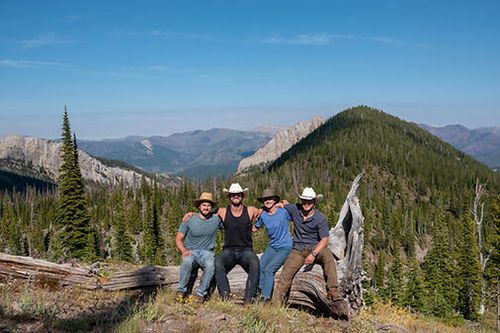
[0,174,364,317]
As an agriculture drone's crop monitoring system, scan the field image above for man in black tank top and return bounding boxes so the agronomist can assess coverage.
[214,183,260,303]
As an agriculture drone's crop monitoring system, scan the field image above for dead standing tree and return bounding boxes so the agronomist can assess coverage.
[473,179,490,315]
[0,174,365,317]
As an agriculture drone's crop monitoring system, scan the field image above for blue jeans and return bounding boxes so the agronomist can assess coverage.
[258,246,292,299]
[215,247,260,301]
[177,249,215,297]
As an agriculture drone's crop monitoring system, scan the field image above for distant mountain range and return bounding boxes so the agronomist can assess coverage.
[0,135,178,190]
[1,116,498,189]
[79,129,273,180]
[419,124,500,169]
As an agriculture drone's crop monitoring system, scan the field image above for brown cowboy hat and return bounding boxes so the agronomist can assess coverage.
[257,188,281,203]
[194,192,217,207]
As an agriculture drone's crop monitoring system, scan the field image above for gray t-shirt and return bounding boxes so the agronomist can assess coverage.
[284,203,330,251]
[178,213,222,251]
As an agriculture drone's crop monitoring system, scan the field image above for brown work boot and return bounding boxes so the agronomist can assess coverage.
[192,293,206,304]
[327,288,350,319]
[175,291,185,303]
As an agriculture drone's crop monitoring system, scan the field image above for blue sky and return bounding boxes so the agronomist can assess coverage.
[1,0,499,139]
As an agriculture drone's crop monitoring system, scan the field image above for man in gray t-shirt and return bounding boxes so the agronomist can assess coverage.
[176,192,221,302]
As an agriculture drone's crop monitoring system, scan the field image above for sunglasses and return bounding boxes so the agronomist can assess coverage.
[229,193,243,197]
[300,199,315,205]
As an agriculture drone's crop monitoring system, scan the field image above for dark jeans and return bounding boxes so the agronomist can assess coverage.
[215,247,260,301]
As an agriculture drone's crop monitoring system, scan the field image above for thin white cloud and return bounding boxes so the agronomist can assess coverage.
[148,65,171,71]
[368,36,429,48]
[113,30,209,40]
[260,33,331,45]
[20,33,77,49]
[0,59,68,68]
[258,32,427,48]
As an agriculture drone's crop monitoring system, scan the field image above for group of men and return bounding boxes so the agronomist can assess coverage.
[176,183,345,311]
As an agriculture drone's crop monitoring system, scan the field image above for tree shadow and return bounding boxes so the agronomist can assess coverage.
[51,263,209,332]
[53,286,157,332]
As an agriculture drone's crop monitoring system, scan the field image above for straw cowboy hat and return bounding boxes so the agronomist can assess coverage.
[298,187,324,203]
[257,188,281,203]
[194,192,217,207]
[222,183,249,195]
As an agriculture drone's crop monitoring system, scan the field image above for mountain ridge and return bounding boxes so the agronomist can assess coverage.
[79,128,272,179]
[0,135,175,188]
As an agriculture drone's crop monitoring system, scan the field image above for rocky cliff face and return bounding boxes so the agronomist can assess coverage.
[0,135,163,187]
[237,116,326,173]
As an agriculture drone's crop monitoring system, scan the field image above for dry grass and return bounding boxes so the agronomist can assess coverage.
[1,278,497,333]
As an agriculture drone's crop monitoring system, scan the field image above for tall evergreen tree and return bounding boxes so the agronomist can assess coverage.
[141,182,165,265]
[457,206,482,320]
[53,107,93,260]
[112,190,133,262]
[387,243,404,305]
[373,250,386,297]
[423,212,457,317]
[403,254,425,312]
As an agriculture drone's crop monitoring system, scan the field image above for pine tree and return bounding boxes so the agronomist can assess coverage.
[457,206,482,320]
[373,250,386,298]
[112,190,133,262]
[53,107,93,260]
[141,182,165,265]
[423,211,457,317]
[403,254,425,312]
[387,243,404,305]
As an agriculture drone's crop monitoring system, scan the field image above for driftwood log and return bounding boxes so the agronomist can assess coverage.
[0,174,364,316]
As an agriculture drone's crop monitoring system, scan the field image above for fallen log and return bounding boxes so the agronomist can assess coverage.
[0,174,365,317]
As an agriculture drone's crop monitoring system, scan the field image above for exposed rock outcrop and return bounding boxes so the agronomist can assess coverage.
[237,116,326,173]
[0,135,169,187]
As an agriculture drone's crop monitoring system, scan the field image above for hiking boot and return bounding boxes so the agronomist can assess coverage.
[192,294,206,304]
[175,291,185,303]
[328,288,343,302]
[327,288,350,319]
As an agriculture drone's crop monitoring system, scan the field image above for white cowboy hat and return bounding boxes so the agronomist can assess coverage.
[223,183,249,194]
[298,187,324,202]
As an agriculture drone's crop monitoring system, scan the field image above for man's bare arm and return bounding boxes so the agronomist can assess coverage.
[217,207,226,222]
[247,206,262,222]
[175,232,191,257]
[182,212,194,222]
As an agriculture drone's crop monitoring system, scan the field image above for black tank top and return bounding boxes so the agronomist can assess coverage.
[223,205,253,249]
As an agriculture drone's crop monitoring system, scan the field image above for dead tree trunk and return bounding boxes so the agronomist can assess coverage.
[473,180,490,315]
[0,175,365,317]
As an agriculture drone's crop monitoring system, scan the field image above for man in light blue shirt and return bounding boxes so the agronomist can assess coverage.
[176,192,221,302]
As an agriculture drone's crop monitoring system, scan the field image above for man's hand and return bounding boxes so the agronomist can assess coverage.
[275,199,289,209]
[252,225,258,232]
[182,250,192,257]
[304,254,315,265]
[182,212,194,222]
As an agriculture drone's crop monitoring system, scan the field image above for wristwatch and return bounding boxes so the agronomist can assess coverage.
[311,251,318,257]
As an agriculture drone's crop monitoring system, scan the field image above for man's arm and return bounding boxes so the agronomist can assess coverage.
[247,206,262,222]
[217,207,226,222]
[175,232,191,257]
[181,212,194,222]
[304,236,329,265]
